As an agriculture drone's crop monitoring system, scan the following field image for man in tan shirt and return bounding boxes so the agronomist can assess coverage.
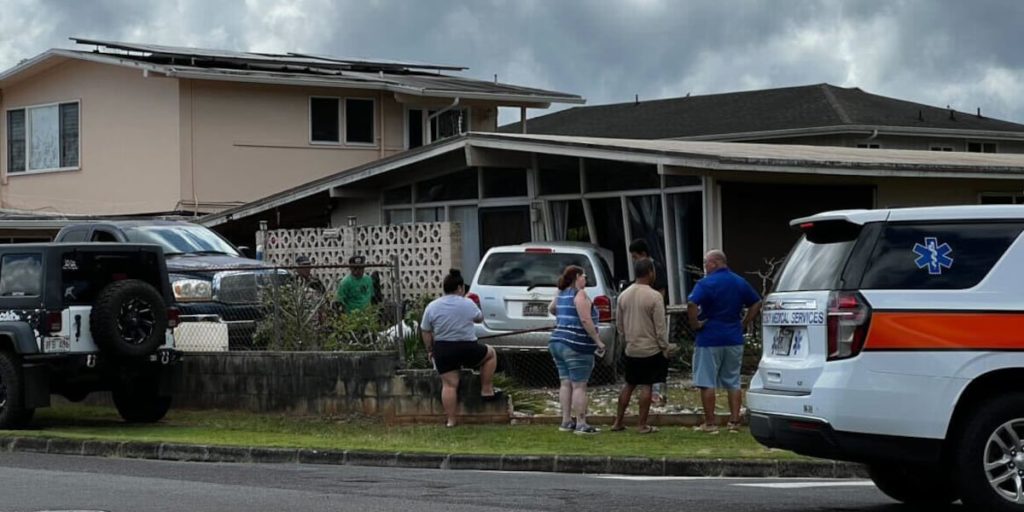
[611,258,671,434]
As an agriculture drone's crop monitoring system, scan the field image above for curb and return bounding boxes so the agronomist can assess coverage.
[0,435,867,478]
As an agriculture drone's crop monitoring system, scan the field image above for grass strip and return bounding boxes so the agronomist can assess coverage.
[0,405,802,460]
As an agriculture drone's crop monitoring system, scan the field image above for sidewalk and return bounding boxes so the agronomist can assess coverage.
[0,435,867,479]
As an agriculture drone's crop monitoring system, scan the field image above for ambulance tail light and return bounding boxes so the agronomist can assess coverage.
[826,291,871,361]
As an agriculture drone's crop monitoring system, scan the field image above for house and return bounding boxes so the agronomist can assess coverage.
[200,132,1024,302]
[501,83,1024,154]
[0,38,583,216]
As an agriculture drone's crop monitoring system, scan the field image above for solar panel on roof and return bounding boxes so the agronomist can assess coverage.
[288,52,466,72]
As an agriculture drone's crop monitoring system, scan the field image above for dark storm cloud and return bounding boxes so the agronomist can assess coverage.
[2,0,1023,124]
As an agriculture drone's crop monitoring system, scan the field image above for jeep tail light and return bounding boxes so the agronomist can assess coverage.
[466,292,481,309]
[826,291,871,361]
[46,310,63,334]
[167,307,180,329]
[593,295,612,323]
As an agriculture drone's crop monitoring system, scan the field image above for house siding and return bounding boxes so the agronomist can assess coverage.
[1,59,181,214]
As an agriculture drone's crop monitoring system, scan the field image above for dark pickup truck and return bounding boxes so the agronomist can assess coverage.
[55,220,283,349]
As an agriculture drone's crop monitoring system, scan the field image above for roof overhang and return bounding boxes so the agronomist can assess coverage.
[673,124,1024,143]
[200,133,1024,228]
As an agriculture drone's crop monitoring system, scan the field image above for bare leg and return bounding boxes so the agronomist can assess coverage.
[637,385,653,429]
[479,346,497,396]
[613,384,636,429]
[440,370,461,427]
[571,381,589,426]
[559,379,573,425]
[728,388,743,423]
[700,387,717,426]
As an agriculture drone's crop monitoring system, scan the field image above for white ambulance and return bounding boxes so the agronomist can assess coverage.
[748,205,1024,510]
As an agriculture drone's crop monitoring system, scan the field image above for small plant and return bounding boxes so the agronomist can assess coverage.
[254,279,332,350]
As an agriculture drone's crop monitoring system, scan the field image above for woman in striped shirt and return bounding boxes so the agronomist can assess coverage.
[548,265,606,435]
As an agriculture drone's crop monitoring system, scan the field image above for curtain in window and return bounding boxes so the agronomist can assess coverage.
[60,103,79,167]
[29,105,59,170]
[6,110,25,172]
[550,201,570,240]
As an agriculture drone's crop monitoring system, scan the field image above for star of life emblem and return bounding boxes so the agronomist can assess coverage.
[912,237,954,275]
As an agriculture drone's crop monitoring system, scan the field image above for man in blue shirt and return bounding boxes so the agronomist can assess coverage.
[687,249,762,433]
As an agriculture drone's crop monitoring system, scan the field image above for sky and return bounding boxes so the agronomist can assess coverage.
[2,0,1023,125]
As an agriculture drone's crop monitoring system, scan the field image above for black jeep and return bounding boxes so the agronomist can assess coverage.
[0,243,181,428]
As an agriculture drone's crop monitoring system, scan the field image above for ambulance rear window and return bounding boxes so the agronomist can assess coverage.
[774,220,861,292]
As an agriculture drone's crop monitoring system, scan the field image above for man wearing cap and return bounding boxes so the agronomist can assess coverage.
[337,255,374,313]
[295,255,326,295]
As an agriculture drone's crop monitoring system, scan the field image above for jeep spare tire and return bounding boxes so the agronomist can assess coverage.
[91,279,168,358]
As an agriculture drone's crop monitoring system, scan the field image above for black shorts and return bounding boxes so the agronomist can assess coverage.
[624,353,668,386]
[433,341,489,374]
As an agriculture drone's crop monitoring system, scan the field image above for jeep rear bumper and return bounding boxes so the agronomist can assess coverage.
[749,412,943,465]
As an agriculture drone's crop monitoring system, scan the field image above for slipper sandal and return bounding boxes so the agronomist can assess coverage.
[726,421,741,433]
[481,388,505,402]
[637,426,659,434]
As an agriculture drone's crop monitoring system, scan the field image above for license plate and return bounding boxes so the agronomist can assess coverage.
[523,302,548,317]
[771,328,795,356]
[43,336,70,353]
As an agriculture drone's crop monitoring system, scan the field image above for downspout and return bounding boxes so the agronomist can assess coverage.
[863,129,879,142]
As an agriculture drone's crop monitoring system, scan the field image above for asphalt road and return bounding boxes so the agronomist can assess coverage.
[0,452,963,512]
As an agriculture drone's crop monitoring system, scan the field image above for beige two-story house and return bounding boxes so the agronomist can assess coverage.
[0,38,583,216]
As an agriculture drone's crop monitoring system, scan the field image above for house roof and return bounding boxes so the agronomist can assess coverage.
[500,83,1024,139]
[200,132,1024,227]
[0,38,584,107]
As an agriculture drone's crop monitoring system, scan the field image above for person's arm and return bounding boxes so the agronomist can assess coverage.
[654,297,669,355]
[421,330,434,360]
[574,290,605,351]
[742,301,763,332]
[548,297,557,316]
[687,302,704,331]
[336,278,348,309]
[616,298,625,339]
[470,299,484,323]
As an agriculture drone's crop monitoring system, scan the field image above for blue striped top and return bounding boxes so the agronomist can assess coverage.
[549,288,599,354]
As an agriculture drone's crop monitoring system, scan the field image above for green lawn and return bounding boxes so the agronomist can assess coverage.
[3,405,803,460]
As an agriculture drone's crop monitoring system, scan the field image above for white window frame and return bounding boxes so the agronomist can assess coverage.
[5,99,81,175]
[308,96,341,145]
[343,97,377,147]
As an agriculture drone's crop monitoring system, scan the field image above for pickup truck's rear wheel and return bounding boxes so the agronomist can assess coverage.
[0,350,34,429]
[867,463,958,506]
[112,376,171,423]
[91,280,168,358]
[958,393,1024,511]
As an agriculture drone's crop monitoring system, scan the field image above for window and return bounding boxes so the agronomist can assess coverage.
[310,97,339,143]
[7,101,79,172]
[967,142,997,153]
[58,228,89,242]
[384,209,412,225]
[415,168,477,202]
[856,143,881,149]
[407,109,425,149]
[91,230,118,242]
[482,168,528,198]
[429,108,468,142]
[980,193,1024,205]
[477,252,597,288]
[345,98,375,144]
[930,145,955,152]
[585,159,660,192]
[0,253,43,297]
[859,222,1024,290]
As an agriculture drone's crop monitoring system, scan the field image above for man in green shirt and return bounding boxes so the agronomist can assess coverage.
[337,255,375,312]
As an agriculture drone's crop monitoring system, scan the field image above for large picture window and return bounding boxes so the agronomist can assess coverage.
[7,101,79,173]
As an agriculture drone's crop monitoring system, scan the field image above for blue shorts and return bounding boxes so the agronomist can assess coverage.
[693,345,743,390]
[549,342,595,383]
